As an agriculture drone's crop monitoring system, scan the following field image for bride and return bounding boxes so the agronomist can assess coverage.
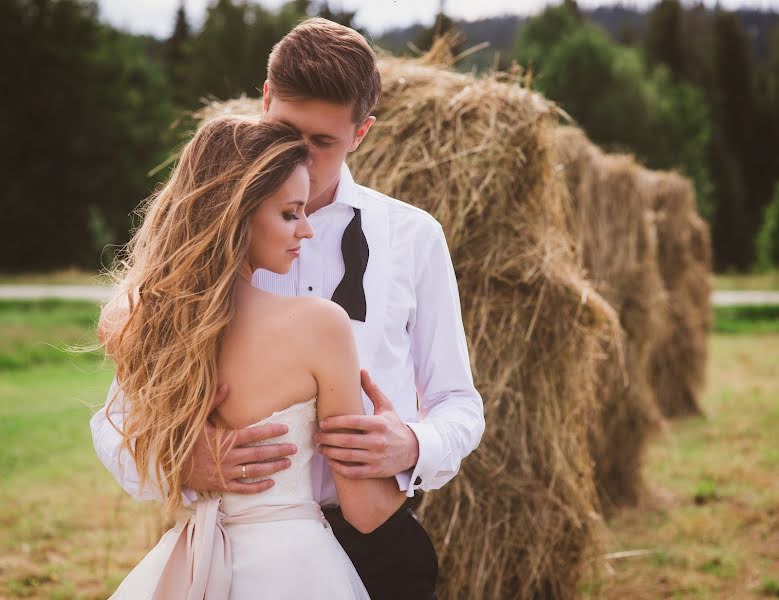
[101,115,404,598]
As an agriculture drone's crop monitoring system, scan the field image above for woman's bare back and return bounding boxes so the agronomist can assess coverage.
[216,280,328,428]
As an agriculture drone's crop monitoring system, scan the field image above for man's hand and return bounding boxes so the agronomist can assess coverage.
[315,370,420,479]
[183,384,297,494]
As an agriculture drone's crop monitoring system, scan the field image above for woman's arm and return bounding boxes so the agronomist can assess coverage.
[308,300,405,533]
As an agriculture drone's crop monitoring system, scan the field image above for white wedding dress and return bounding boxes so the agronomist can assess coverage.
[110,398,370,599]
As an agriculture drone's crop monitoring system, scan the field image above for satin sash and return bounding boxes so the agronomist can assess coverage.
[151,498,325,600]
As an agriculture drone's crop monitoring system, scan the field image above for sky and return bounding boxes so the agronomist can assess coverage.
[98,0,779,39]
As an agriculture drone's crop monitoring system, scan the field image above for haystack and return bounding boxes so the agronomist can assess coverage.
[349,53,620,598]
[554,127,666,513]
[646,171,712,417]
[194,49,620,598]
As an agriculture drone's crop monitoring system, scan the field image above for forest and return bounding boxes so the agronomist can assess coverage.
[1,0,778,272]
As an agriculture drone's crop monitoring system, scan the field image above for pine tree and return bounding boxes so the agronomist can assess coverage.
[164,2,193,107]
[710,10,761,268]
[645,0,686,79]
[712,11,755,164]
[0,0,174,270]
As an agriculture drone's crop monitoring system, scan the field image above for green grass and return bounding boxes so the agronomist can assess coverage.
[0,365,115,482]
[713,304,779,335]
[0,363,160,600]
[0,301,159,599]
[0,299,104,370]
[583,333,779,599]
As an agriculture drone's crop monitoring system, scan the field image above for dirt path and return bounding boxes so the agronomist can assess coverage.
[1,285,778,306]
[0,284,113,302]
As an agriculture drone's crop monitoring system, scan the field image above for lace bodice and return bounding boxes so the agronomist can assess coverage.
[220,398,318,516]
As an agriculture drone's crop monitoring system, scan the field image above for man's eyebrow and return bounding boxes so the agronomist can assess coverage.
[276,120,337,141]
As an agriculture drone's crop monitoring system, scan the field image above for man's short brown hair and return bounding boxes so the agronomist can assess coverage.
[267,18,381,124]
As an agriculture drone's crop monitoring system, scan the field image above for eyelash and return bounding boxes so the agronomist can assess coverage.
[283,212,299,221]
[313,139,334,147]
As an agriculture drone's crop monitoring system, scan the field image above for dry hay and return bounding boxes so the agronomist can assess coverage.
[193,94,263,122]
[348,53,620,598]
[194,49,620,598]
[645,171,712,417]
[554,127,666,514]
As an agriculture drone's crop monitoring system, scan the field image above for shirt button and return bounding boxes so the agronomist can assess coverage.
[308,286,313,292]
[414,476,422,486]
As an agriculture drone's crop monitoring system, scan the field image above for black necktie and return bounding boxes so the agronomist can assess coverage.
[331,207,369,322]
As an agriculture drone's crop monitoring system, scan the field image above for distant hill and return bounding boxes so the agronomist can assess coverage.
[375,7,779,66]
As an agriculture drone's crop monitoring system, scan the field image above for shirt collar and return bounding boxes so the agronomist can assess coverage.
[331,163,367,210]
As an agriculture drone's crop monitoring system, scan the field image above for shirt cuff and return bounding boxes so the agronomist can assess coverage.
[404,421,446,496]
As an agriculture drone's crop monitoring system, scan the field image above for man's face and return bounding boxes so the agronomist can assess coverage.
[263,82,374,214]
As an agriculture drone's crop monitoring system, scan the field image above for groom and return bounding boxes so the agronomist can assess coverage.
[91,17,484,600]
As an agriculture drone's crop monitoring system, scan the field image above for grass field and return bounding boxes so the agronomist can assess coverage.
[0,300,777,599]
[583,333,779,599]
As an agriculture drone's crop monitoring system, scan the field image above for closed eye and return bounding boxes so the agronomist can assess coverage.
[312,137,336,147]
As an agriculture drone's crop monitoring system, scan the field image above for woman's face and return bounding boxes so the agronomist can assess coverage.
[247,164,312,274]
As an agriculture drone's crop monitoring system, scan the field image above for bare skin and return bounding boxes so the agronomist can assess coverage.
[316,370,419,479]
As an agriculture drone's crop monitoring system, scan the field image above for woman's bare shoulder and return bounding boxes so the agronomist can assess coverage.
[287,296,352,339]
[239,290,350,339]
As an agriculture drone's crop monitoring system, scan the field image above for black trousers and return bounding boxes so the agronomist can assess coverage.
[324,496,438,600]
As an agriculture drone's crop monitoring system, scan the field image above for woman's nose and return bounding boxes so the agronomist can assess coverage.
[297,214,314,240]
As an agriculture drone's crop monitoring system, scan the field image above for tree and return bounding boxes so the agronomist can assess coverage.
[513,1,580,73]
[644,0,685,79]
[0,0,174,270]
[709,10,762,268]
[164,1,193,107]
[517,19,713,217]
[712,11,755,169]
[188,0,309,101]
[755,182,779,269]
[188,0,253,101]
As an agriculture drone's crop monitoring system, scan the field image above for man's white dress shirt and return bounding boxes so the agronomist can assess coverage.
[90,163,485,507]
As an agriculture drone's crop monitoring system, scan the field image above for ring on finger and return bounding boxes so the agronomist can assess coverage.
[241,464,247,480]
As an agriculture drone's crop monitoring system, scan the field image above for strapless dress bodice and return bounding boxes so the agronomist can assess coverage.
[220,397,318,515]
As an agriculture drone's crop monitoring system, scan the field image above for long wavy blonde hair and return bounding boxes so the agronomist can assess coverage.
[105,116,309,513]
